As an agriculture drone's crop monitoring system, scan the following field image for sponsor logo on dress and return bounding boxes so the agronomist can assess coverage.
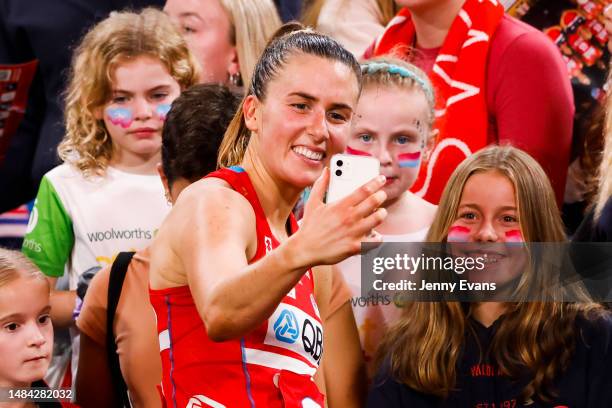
[266,304,323,366]
[274,309,300,344]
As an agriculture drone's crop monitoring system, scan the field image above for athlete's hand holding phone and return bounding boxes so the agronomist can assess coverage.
[292,154,386,267]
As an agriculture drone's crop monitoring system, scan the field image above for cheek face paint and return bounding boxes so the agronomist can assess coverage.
[504,230,523,243]
[155,104,171,121]
[447,225,471,242]
[346,146,372,156]
[397,151,421,168]
[106,107,133,129]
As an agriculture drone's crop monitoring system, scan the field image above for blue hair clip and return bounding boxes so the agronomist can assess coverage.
[361,62,435,105]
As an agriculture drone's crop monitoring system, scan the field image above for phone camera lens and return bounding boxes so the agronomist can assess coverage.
[335,169,342,177]
[337,160,343,167]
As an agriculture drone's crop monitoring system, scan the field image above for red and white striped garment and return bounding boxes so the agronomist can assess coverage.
[150,166,324,408]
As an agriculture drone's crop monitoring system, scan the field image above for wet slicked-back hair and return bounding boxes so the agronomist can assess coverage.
[218,22,361,167]
[162,84,241,186]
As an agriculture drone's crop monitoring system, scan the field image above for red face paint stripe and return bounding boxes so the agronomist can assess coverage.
[397,152,421,161]
[505,230,523,242]
[346,146,371,156]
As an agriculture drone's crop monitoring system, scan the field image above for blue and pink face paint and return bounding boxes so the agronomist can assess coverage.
[446,225,524,243]
[106,107,133,128]
[105,103,171,128]
[155,104,171,121]
[346,146,422,169]
[397,151,421,168]
[447,225,471,242]
[504,230,523,243]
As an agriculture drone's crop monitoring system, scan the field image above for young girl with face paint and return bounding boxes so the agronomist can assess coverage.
[369,146,612,408]
[334,58,437,379]
[0,249,59,408]
[21,8,197,387]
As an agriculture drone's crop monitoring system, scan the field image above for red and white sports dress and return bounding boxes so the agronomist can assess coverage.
[150,166,324,408]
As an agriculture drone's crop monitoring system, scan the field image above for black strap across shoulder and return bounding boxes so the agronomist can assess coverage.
[106,251,135,407]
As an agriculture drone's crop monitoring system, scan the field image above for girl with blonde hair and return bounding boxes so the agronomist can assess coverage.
[0,248,56,406]
[369,146,612,407]
[164,0,281,87]
[21,7,197,387]
[334,57,437,379]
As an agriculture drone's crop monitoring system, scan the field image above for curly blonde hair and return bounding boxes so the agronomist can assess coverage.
[58,8,198,176]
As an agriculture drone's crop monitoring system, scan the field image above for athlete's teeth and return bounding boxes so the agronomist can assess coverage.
[294,147,323,161]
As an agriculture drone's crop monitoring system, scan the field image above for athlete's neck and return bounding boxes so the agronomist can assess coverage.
[409,0,465,48]
[109,149,160,175]
[241,151,301,241]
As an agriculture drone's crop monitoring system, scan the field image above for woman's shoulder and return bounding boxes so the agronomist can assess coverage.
[171,177,256,226]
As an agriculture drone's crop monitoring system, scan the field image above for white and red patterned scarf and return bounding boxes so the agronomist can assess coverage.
[366,0,504,204]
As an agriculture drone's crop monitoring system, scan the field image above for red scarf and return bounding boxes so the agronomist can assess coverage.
[367,0,504,204]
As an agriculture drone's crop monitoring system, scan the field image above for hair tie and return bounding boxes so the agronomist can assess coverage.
[361,62,434,105]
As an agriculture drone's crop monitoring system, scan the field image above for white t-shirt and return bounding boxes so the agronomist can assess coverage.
[23,164,169,288]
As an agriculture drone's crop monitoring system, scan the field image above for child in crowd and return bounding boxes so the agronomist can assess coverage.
[369,146,612,407]
[335,58,437,378]
[0,248,60,407]
[21,8,197,387]
[75,84,241,408]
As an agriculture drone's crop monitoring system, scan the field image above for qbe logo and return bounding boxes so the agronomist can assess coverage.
[274,309,300,344]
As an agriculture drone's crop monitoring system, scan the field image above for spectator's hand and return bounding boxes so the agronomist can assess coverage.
[73,265,101,320]
[76,265,102,300]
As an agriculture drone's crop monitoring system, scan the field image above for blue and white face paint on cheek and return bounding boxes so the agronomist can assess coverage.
[106,107,134,129]
[155,104,171,121]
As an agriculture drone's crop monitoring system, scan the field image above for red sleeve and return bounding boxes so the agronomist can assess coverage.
[488,28,574,206]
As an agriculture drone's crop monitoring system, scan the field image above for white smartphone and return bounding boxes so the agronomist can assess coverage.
[326,153,380,203]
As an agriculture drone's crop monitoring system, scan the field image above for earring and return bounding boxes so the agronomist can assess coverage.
[229,72,243,87]
[164,190,172,206]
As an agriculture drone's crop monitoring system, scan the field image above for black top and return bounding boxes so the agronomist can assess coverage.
[31,380,62,408]
[573,197,612,243]
[368,313,612,408]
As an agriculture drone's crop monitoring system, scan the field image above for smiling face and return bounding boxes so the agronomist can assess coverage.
[349,85,430,205]
[448,170,527,289]
[100,55,181,167]
[164,0,237,84]
[244,52,360,189]
[0,276,52,387]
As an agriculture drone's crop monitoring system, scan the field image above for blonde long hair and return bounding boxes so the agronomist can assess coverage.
[219,0,281,86]
[58,8,198,176]
[377,146,602,403]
